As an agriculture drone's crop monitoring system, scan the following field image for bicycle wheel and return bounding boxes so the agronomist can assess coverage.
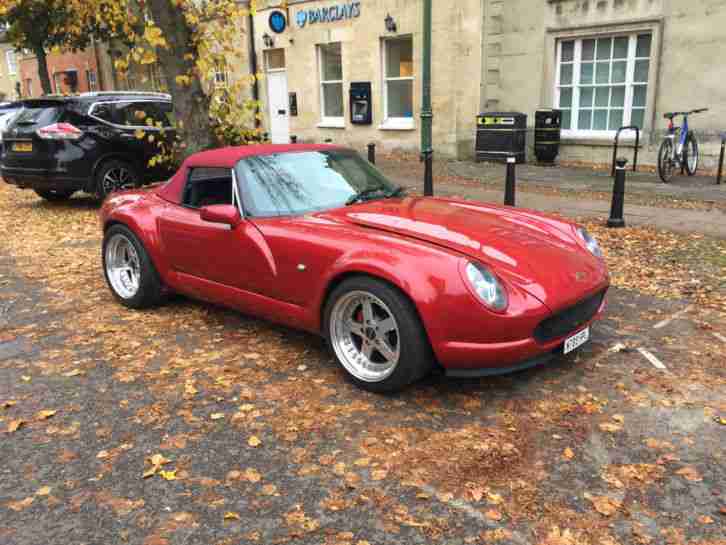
[657,139,675,183]
[684,132,699,176]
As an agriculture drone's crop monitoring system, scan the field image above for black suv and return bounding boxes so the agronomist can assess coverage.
[1,92,175,201]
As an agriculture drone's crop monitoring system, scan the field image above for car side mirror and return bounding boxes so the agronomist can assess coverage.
[199,204,241,227]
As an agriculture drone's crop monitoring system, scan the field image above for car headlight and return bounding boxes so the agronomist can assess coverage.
[464,262,508,311]
[577,227,603,258]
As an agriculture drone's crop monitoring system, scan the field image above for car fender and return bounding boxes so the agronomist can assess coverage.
[313,243,462,347]
[102,194,173,284]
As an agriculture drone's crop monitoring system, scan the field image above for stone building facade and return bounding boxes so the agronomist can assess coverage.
[250,0,726,168]
[251,0,482,159]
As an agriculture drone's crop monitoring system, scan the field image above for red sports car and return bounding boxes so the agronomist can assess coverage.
[100,144,609,392]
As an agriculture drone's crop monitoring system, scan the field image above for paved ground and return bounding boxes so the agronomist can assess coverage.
[377,157,726,238]
[0,184,725,545]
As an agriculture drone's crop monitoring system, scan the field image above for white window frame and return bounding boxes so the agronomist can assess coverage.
[6,50,17,76]
[555,33,652,139]
[213,61,229,89]
[86,69,98,92]
[317,43,344,129]
[381,36,415,131]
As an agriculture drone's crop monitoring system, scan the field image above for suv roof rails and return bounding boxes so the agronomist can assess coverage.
[79,91,172,100]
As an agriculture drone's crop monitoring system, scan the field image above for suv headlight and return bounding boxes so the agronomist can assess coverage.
[464,262,508,312]
[577,227,603,258]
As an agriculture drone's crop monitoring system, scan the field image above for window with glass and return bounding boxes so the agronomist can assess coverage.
[213,61,229,88]
[383,37,414,125]
[6,50,17,75]
[265,49,286,71]
[86,69,98,92]
[557,33,652,133]
[236,150,397,217]
[318,43,343,123]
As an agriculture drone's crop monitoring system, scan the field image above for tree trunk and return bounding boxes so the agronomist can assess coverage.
[146,0,215,159]
[34,47,52,96]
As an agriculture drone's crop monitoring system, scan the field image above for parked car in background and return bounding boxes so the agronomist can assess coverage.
[1,92,175,201]
[0,101,22,156]
[100,144,610,393]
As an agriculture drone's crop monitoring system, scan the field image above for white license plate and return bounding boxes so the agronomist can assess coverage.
[564,327,590,355]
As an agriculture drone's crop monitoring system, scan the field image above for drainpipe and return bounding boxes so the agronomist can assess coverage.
[421,0,434,196]
[248,8,261,129]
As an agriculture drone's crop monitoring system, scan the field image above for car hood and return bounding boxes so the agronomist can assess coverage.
[319,197,609,312]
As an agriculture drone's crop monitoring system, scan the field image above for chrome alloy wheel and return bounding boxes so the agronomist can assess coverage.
[103,166,133,194]
[330,291,401,383]
[105,233,141,299]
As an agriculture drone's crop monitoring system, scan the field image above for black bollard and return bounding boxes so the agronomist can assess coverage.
[367,143,376,165]
[290,135,298,144]
[607,158,627,228]
[717,135,725,185]
[504,156,516,206]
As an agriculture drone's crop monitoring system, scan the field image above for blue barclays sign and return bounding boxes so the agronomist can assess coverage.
[296,2,361,28]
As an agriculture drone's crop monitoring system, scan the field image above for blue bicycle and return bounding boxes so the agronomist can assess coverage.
[657,108,708,183]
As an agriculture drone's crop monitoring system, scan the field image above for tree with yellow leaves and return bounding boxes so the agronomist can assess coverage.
[0,0,110,95]
[104,0,263,160]
[1,0,263,163]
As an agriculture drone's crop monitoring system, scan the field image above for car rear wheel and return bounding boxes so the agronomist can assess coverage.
[102,224,163,309]
[34,188,75,201]
[96,160,138,199]
[324,276,434,393]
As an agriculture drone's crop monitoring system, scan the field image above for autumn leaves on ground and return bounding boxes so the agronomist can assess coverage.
[0,181,724,545]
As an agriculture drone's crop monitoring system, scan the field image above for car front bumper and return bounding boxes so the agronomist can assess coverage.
[438,291,608,377]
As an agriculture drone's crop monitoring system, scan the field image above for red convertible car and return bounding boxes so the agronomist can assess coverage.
[100,144,609,392]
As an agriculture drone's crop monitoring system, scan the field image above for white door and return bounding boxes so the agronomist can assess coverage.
[267,71,290,144]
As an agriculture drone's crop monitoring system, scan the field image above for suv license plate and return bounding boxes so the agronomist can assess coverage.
[564,327,590,355]
[12,142,33,153]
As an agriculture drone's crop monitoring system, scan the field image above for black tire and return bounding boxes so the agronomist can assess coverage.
[684,132,699,176]
[95,160,138,200]
[323,276,435,393]
[102,224,163,309]
[657,139,675,183]
[34,188,75,201]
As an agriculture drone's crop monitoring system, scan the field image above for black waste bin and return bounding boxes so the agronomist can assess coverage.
[534,109,561,163]
[475,112,527,164]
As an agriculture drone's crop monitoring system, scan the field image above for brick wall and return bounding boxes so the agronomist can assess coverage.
[18,46,105,98]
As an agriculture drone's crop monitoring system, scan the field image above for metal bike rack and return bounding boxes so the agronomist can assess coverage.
[610,126,640,177]
[717,132,725,185]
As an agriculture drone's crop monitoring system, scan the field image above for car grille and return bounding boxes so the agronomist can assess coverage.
[534,289,606,344]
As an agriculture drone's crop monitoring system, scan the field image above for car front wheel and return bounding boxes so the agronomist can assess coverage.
[102,224,163,309]
[324,276,434,393]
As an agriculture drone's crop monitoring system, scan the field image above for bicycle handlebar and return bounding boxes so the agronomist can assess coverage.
[664,108,709,119]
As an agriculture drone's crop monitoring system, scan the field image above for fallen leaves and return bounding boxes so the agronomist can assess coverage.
[562,448,575,460]
[6,496,34,512]
[247,436,261,447]
[6,419,24,433]
[243,467,262,483]
[585,493,622,517]
[210,412,225,420]
[675,466,703,482]
[598,422,622,434]
[143,453,172,479]
[35,409,57,420]
[35,486,51,496]
[159,469,177,481]
[224,511,240,521]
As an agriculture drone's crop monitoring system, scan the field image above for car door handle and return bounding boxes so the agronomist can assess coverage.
[278,109,287,115]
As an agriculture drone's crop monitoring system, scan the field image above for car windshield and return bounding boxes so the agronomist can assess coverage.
[235,150,398,217]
